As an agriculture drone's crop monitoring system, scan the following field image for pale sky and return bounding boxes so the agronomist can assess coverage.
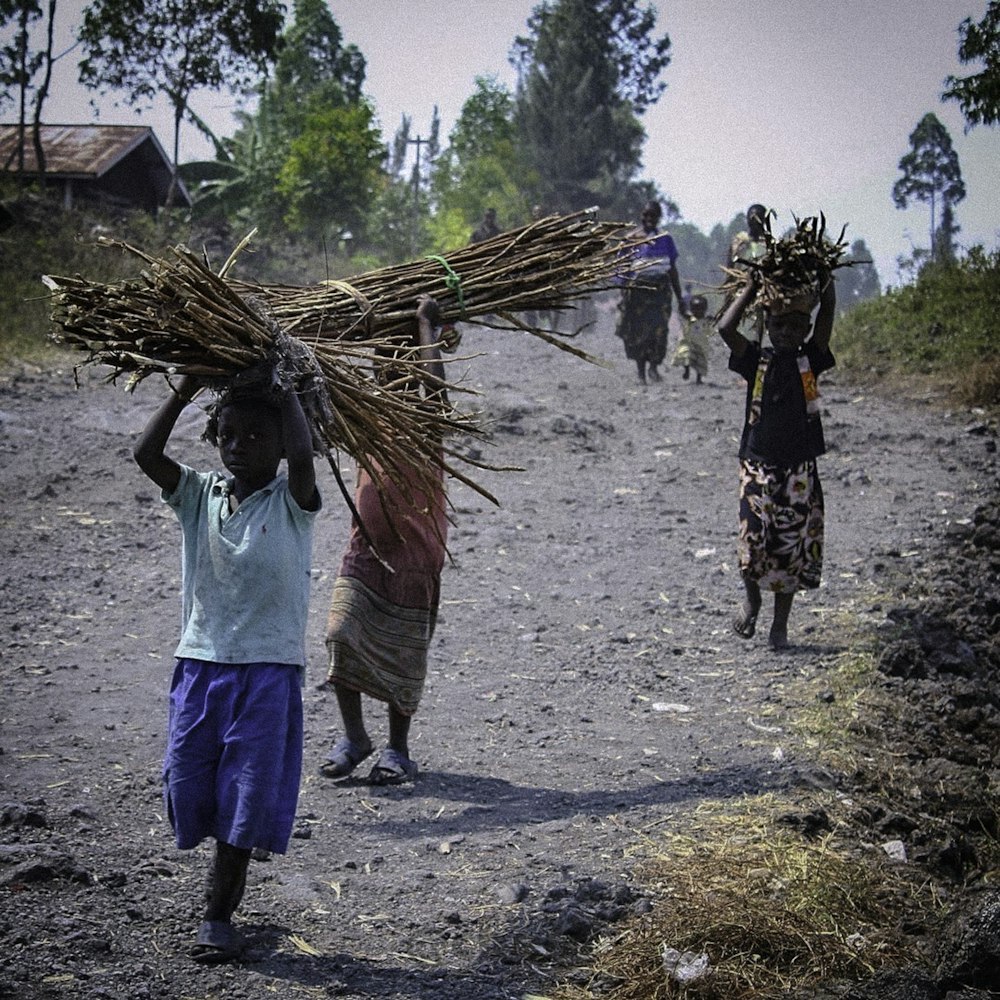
[29,1,1000,285]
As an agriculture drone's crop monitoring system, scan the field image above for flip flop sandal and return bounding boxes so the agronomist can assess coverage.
[368,748,418,786]
[319,736,373,779]
[190,920,246,964]
[733,611,758,639]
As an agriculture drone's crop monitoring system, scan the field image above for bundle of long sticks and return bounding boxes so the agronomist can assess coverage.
[43,209,641,521]
[230,209,635,353]
[44,236,495,518]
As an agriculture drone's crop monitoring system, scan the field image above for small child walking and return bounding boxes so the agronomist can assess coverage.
[320,296,451,785]
[715,270,836,649]
[671,293,711,383]
[133,369,320,963]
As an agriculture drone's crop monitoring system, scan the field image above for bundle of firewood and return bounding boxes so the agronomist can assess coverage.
[717,213,854,319]
[43,210,640,513]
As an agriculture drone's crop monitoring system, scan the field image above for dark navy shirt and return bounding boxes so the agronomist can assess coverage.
[729,341,835,467]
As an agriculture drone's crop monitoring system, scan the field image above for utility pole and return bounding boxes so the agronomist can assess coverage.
[407,134,426,255]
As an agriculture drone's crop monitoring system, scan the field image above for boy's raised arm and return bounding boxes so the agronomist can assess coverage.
[415,295,448,404]
[133,376,200,495]
[281,389,319,512]
[811,274,836,353]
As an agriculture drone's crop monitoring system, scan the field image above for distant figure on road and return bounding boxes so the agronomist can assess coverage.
[470,207,501,244]
[672,293,711,384]
[729,203,768,269]
[728,203,769,343]
[614,199,688,384]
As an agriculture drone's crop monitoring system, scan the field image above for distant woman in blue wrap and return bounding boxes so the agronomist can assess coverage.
[615,200,689,384]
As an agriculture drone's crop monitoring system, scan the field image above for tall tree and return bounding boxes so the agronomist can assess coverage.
[510,0,671,214]
[892,113,966,259]
[77,0,284,205]
[272,0,363,100]
[835,238,882,310]
[276,100,383,242]
[28,0,55,175]
[943,0,1000,129]
[0,0,57,178]
[933,202,961,263]
[224,0,382,242]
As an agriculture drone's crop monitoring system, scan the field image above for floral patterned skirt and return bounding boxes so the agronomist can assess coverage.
[738,459,824,592]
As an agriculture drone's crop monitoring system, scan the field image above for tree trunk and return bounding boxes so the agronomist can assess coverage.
[165,104,182,212]
[16,3,29,182]
[929,189,937,261]
[31,0,58,180]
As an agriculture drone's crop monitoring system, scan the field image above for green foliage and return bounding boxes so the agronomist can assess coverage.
[892,113,966,258]
[511,0,670,213]
[943,0,1000,129]
[77,0,283,202]
[834,246,1000,404]
[273,0,365,101]
[363,174,429,265]
[430,76,535,241]
[444,74,514,162]
[424,205,479,255]
[276,100,383,241]
[513,0,671,116]
[196,0,384,244]
[0,188,206,364]
[178,149,250,223]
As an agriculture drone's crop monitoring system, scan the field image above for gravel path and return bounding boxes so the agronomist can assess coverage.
[2,303,997,999]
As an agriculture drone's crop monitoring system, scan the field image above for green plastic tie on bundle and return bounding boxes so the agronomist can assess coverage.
[425,255,466,317]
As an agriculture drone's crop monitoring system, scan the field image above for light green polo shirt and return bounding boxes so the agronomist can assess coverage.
[165,465,319,667]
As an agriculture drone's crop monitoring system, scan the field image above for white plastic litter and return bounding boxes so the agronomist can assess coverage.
[881,839,907,862]
[662,945,710,982]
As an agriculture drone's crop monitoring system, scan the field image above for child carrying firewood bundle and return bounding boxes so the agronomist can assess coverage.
[133,358,321,964]
[320,295,452,785]
[715,215,844,649]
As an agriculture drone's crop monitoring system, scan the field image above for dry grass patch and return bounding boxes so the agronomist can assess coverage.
[545,800,941,1000]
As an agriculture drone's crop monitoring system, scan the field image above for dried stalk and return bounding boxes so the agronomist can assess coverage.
[716,212,856,321]
[42,210,642,519]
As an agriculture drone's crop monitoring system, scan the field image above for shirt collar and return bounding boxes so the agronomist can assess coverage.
[210,474,280,499]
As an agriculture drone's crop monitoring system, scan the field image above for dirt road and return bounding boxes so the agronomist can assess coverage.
[2,303,997,999]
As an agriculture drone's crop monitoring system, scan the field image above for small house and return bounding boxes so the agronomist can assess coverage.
[0,123,191,213]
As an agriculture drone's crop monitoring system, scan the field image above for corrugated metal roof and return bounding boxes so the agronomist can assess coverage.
[0,123,160,177]
[0,123,190,208]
